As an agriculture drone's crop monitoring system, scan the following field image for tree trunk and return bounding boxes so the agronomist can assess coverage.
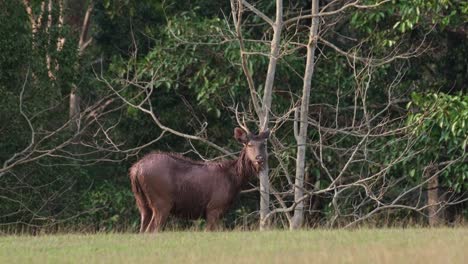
[69,85,80,133]
[259,0,283,231]
[426,166,440,227]
[290,0,319,230]
[63,0,92,134]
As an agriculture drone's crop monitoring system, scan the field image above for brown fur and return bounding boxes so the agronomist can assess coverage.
[129,128,269,232]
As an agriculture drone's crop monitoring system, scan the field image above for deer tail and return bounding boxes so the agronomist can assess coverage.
[129,163,148,212]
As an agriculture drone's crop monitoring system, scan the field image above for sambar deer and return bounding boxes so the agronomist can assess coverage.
[129,126,269,232]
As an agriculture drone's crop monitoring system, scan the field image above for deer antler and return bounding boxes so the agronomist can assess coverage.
[235,104,251,134]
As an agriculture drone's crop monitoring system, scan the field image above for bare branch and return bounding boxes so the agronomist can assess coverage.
[285,0,391,25]
[241,0,274,26]
[78,1,94,55]
[231,0,263,119]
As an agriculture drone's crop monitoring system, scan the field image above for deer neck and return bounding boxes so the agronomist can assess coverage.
[232,149,257,188]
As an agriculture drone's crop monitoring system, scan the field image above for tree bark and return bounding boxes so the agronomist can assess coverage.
[259,0,283,231]
[290,0,319,230]
[69,85,80,133]
[63,0,92,134]
[426,166,440,227]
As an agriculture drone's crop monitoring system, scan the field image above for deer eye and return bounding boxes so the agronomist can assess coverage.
[247,143,253,147]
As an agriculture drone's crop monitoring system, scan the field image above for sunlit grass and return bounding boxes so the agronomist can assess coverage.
[0,228,466,263]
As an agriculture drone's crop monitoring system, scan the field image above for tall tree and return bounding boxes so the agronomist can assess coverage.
[63,0,93,133]
[290,0,319,230]
[231,0,285,230]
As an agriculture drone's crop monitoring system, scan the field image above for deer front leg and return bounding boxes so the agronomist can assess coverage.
[206,208,224,231]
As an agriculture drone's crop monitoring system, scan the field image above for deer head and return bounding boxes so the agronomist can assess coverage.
[234,127,270,171]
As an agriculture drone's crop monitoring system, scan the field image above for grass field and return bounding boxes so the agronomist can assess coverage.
[0,228,466,263]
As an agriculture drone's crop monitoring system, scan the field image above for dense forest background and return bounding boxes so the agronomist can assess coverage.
[0,0,466,232]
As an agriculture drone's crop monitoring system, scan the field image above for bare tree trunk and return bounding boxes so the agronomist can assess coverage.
[69,85,80,133]
[426,166,440,227]
[63,0,93,134]
[259,0,283,231]
[290,0,319,230]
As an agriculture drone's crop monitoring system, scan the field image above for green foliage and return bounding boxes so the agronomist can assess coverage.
[81,180,136,231]
[0,1,30,85]
[406,93,467,192]
[349,0,467,95]
[135,11,266,114]
[351,0,468,35]
[95,0,165,57]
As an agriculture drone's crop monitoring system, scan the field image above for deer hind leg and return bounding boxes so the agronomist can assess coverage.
[134,189,152,233]
[145,207,158,233]
[145,206,171,233]
[139,204,152,233]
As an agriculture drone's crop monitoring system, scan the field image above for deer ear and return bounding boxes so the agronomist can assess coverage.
[259,128,270,139]
[234,127,248,143]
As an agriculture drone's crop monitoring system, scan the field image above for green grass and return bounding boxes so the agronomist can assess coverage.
[0,228,466,263]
